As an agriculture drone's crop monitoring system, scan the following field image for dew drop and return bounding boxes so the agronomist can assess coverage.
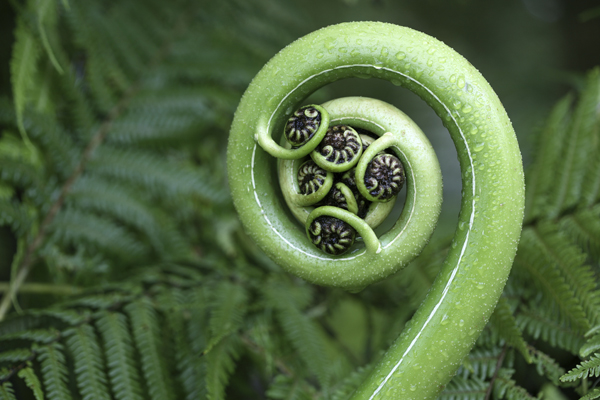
[474,143,485,152]
[395,51,406,60]
[316,52,324,59]
[381,47,389,57]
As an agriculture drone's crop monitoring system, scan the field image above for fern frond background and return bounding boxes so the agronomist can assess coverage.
[1,0,600,399]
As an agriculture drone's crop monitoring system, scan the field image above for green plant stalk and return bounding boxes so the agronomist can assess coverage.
[227,22,524,399]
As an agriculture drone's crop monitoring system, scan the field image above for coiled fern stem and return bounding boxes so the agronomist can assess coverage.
[227,21,524,400]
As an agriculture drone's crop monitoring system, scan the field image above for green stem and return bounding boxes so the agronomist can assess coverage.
[227,22,524,399]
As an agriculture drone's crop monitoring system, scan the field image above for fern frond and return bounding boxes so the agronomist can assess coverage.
[89,146,228,204]
[205,335,241,400]
[516,307,585,354]
[266,375,315,400]
[36,342,72,400]
[96,312,143,400]
[493,369,536,400]
[529,347,565,385]
[64,324,110,400]
[126,297,175,400]
[532,222,600,326]
[265,281,331,389]
[0,381,16,400]
[457,347,503,381]
[490,297,531,362]
[330,363,376,400]
[48,208,149,263]
[561,353,600,382]
[205,281,248,354]
[439,375,487,400]
[17,364,44,400]
[546,69,600,217]
[580,387,600,400]
[524,93,572,221]
[560,207,600,261]
[514,227,589,332]
[10,17,41,145]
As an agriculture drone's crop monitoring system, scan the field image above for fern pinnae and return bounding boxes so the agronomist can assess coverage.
[205,335,242,400]
[515,308,585,354]
[580,387,600,400]
[96,312,144,400]
[35,342,72,400]
[516,228,589,331]
[36,0,64,75]
[524,93,571,221]
[561,353,600,383]
[490,297,532,363]
[533,223,600,326]
[0,382,17,400]
[17,364,44,400]
[156,288,207,400]
[265,282,331,390]
[547,69,600,218]
[48,208,149,263]
[563,69,600,210]
[125,297,175,400]
[10,17,41,147]
[438,375,487,400]
[560,208,600,262]
[63,324,110,400]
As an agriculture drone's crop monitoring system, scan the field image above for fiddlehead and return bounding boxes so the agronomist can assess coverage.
[227,22,524,400]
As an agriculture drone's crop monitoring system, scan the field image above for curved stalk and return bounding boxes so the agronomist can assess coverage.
[227,22,524,400]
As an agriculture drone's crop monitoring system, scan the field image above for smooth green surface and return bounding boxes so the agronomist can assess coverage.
[227,22,524,400]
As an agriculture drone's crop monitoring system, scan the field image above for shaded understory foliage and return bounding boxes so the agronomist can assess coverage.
[1,0,600,399]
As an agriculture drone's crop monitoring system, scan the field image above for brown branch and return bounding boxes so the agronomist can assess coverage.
[484,345,508,400]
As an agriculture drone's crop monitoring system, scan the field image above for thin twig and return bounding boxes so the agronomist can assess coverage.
[484,345,508,400]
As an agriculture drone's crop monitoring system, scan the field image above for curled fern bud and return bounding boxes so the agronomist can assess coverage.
[284,105,324,147]
[323,182,358,215]
[340,168,370,218]
[311,125,363,173]
[364,153,405,202]
[307,215,356,255]
[297,160,328,195]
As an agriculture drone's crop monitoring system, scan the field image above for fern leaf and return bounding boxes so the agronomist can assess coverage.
[439,375,487,400]
[89,146,228,203]
[547,69,600,217]
[17,364,44,400]
[0,348,33,365]
[0,382,16,400]
[36,0,64,74]
[561,353,600,382]
[580,388,600,400]
[205,334,241,400]
[266,375,315,400]
[529,347,565,385]
[48,208,149,263]
[330,363,376,400]
[125,297,175,400]
[560,208,600,261]
[515,228,589,331]
[158,289,206,400]
[490,297,531,362]
[493,369,536,399]
[524,93,573,221]
[535,222,600,326]
[10,18,41,145]
[265,281,331,389]
[96,312,144,400]
[36,342,72,400]
[204,281,248,355]
[64,324,111,400]
[457,347,503,381]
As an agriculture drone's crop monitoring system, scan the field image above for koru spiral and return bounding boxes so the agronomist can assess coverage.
[227,22,524,400]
